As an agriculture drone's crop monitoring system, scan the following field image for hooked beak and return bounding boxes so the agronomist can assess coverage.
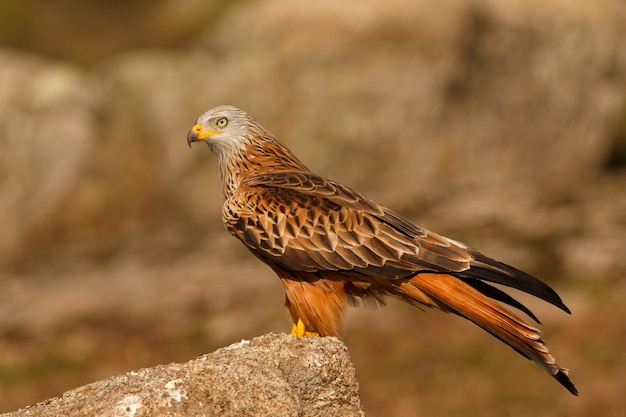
[187,123,220,148]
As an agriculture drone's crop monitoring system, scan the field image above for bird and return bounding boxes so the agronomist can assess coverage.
[187,105,578,395]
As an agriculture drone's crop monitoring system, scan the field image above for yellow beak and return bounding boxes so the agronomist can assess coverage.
[187,123,220,147]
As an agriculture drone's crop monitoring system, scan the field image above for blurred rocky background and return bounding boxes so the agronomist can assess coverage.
[0,0,625,415]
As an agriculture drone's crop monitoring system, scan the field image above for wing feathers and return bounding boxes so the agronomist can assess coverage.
[462,252,571,314]
[230,173,573,320]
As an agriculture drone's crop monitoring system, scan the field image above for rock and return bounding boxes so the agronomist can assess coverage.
[1,333,365,417]
[0,48,100,262]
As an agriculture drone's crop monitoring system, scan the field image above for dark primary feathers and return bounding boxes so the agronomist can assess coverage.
[188,105,578,396]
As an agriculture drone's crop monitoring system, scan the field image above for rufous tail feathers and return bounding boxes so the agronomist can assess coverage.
[407,273,578,395]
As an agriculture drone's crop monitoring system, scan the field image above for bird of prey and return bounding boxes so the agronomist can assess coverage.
[187,105,578,395]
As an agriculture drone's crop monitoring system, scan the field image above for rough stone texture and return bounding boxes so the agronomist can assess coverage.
[1,333,364,417]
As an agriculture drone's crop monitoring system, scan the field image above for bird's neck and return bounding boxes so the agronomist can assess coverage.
[217,138,308,198]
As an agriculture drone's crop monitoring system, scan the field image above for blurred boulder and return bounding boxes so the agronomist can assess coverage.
[99,0,626,217]
[0,49,100,262]
[1,0,625,270]
[186,0,626,203]
[2,333,365,417]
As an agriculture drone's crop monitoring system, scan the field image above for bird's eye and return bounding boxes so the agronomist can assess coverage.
[216,117,228,128]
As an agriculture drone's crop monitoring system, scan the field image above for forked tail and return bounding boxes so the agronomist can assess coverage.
[408,272,578,395]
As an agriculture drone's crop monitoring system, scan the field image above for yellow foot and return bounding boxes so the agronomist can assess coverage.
[290,318,319,337]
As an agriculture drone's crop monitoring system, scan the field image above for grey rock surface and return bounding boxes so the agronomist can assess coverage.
[2,333,364,417]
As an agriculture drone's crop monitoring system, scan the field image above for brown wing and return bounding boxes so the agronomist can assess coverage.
[223,171,472,279]
[224,170,571,318]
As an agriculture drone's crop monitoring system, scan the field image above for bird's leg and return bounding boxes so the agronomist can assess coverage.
[290,318,319,337]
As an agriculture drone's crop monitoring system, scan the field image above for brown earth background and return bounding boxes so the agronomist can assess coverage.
[1,0,625,415]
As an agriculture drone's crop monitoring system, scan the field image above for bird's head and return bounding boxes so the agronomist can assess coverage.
[188,105,308,176]
[187,105,259,157]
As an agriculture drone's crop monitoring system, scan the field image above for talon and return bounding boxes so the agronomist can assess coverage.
[290,318,319,337]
